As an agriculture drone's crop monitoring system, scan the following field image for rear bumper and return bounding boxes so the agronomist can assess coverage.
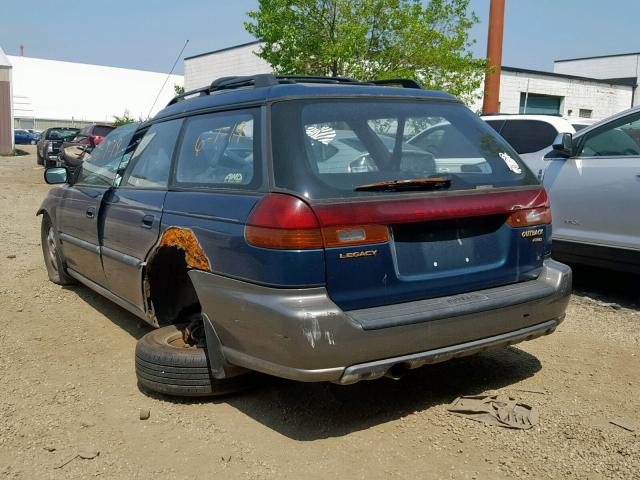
[189,259,571,384]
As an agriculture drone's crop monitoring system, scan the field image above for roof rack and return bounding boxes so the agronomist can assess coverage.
[167,74,422,106]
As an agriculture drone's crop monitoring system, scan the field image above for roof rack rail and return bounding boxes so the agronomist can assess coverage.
[370,78,422,89]
[166,74,422,106]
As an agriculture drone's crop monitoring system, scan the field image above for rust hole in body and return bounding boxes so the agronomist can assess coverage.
[158,227,212,272]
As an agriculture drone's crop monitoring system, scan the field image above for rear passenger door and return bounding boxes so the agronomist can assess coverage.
[101,119,183,309]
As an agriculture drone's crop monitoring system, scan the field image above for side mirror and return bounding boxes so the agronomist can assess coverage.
[550,132,573,158]
[44,167,68,184]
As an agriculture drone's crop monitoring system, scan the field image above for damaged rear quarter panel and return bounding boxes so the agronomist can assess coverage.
[161,191,325,287]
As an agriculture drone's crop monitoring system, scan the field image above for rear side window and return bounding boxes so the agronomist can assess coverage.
[498,120,558,154]
[46,128,79,140]
[484,119,505,133]
[121,119,182,189]
[174,109,258,188]
[272,99,536,200]
[93,125,115,136]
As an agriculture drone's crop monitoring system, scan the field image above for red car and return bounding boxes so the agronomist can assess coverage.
[75,124,115,146]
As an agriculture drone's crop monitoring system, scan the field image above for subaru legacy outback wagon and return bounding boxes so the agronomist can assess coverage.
[39,75,571,397]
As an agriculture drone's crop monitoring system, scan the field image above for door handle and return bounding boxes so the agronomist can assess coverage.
[141,214,155,229]
[86,207,96,219]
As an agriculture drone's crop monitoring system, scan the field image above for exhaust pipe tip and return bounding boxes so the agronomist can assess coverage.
[385,363,409,380]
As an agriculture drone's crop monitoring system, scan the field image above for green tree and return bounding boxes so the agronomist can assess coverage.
[245,0,485,102]
[112,110,136,127]
[174,84,185,95]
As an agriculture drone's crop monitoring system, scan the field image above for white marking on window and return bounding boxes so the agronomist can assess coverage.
[498,152,522,174]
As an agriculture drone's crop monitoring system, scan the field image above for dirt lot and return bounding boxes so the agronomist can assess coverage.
[1,146,639,480]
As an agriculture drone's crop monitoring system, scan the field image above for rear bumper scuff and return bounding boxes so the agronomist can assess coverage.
[189,259,571,384]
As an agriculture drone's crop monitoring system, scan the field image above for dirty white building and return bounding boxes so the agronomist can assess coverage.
[4,49,184,130]
[184,42,636,122]
[467,66,633,121]
[554,52,640,106]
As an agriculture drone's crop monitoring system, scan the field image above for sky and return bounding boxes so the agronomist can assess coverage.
[1,0,639,75]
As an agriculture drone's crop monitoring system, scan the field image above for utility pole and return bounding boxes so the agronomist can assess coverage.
[482,0,505,114]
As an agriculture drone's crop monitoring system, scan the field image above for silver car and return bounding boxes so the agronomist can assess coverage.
[529,106,640,274]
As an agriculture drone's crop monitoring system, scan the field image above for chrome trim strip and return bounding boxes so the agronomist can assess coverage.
[59,233,100,254]
[100,246,144,267]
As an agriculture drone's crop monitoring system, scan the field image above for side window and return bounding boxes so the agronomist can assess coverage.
[175,110,257,187]
[121,119,182,189]
[75,123,139,187]
[578,113,640,157]
[499,120,558,154]
[484,119,505,133]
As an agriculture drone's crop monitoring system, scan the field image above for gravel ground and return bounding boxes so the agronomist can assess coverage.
[1,146,639,480]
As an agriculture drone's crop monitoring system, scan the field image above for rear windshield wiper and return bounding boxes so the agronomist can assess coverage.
[354,177,452,192]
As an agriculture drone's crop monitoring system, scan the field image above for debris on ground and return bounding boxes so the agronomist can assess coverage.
[54,449,100,469]
[447,395,539,430]
[609,419,636,432]
[139,408,151,420]
[579,295,622,310]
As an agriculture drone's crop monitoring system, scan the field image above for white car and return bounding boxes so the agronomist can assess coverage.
[536,107,640,274]
[481,114,594,174]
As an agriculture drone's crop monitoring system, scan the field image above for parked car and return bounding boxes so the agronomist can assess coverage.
[36,127,80,166]
[535,106,640,274]
[38,75,571,398]
[14,128,39,145]
[481,115,576,163]
[75,124,115,147]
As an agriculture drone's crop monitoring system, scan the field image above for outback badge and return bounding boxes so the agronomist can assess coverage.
[339,249,378,259]
[521,228,544,238]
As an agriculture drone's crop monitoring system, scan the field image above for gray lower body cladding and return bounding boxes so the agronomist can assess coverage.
[188,259,571,384]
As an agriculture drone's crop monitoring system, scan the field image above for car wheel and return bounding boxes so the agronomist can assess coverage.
[40,216,76,285]
[135,322,260,398]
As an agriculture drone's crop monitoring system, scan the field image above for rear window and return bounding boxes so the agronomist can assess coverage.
[498,120,558,154]
[271,99,537,199]
[46,128,79,140]
[93,125,115,137]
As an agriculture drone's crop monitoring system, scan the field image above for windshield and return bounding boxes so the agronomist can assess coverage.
[47,128,79,140]
[271,99,537,199]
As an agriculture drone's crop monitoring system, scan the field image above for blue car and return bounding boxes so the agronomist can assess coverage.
[38,75,571,397]
[14,128,39,145]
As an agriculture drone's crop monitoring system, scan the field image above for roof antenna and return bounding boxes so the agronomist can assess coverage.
[146,39,189,120]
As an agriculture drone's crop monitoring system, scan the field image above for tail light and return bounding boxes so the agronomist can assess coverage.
[507,207,552,227]
[245,189,550,250]
[245,194,389,250]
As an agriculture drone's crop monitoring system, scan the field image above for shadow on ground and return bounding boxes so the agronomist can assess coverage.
[146,346,541,441]
[63,284,151,340]
[568,263,639,309]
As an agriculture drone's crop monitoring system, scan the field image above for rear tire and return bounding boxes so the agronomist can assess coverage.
[135,324,260,398]
[41,216,76,285]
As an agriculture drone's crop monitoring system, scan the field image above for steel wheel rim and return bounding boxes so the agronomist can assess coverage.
[46,227,58,272]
